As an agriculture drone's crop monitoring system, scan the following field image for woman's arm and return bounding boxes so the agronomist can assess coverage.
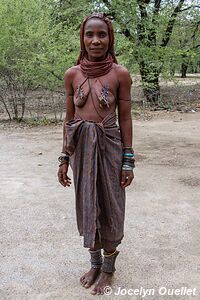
[117,66,132,148]
[62,68,75,154]
[117,66,134,188]
[58,68,75,187]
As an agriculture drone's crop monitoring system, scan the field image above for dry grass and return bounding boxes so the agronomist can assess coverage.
[0,74,200,123]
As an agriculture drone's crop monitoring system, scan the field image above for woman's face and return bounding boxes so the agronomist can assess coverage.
[84,18,109,62]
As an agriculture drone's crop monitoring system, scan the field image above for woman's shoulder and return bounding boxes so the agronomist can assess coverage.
[112,63,131,75]
[112,63,132,83]
[64,65,82,83]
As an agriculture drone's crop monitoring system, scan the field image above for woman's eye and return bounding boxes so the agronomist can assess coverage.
[99,33,106,38]
[85,32,93,37]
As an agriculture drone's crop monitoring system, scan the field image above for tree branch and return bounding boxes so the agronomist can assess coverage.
[180,5,200,12]
[48,70,62,81]
[137,0,149,19]
[191,20,200,40]
[136,0,149,45]
[193,44,200,49]
[149,0,162,45]
[161,0,185,47]
[153,0,162,14]
[101,0,134,40]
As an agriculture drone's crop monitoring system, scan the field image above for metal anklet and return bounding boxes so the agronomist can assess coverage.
[102,250,120,273]
[89,249,103,269]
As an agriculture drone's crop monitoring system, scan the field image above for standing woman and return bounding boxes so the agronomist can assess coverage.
[57,12,135,295]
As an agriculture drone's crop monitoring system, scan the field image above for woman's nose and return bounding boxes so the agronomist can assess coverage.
[92,37,100,45]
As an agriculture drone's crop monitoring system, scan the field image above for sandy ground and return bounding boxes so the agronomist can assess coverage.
[0,112,200,300]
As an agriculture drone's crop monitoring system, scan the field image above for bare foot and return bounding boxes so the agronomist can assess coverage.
[80,268,101,288]
[91,271,113,295]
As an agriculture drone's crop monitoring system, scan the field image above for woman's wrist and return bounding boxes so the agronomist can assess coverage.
[122,147,135,170]
[59,161,69,168]
[58,152,70,165]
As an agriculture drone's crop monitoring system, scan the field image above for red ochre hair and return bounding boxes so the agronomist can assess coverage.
[76,12,118,65]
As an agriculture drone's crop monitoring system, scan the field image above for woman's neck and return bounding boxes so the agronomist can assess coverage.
[86,53,107,62]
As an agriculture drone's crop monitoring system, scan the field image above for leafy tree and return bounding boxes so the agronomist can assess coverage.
[0,0,90,120]
[0,0,199,121]
[95,0,200,103]
[178,13,200,77]
[0,0,53,120]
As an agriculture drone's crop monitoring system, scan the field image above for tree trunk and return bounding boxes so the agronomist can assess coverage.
[19,97,26,122]
[170,64,175,77]
[0,96,12,120]
[139,61,160,104]
[181,62,188,78]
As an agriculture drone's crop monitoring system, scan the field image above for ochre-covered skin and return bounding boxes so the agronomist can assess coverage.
[62,62,133,152]
[69,63,131,121]
[57,13,134,296]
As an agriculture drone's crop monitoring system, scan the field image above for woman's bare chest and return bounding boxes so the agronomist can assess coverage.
[72,72,119,109]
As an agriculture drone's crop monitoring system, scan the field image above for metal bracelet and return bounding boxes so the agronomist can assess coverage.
[58,155,70,163]
[122,162,135,169]
[122,167,134,171]
[123,158,135,163]
[123,153,135,157]
[60,152,68,157]
[123,147,134,154]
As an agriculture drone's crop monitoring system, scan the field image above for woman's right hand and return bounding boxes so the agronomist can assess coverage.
[57,163,72,187]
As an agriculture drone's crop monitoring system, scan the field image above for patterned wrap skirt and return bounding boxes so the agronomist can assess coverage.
[66,112,126,249]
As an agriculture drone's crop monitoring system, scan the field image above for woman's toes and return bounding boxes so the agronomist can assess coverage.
[84,282,91,288]
[81,279,86,286]
[80,275,85,282]
[91,288,97,295]
[97,289,101,295]
[83,281,88,287]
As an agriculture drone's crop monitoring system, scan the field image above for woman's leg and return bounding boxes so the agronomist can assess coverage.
[91,246,120,295]
[80,230,102,288]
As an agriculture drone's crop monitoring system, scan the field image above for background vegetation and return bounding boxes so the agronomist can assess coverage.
[0,0,199,122]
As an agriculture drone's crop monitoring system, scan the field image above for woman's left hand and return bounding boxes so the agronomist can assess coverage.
[121,170,134,188]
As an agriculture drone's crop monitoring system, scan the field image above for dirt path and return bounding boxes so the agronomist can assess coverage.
[0,112,200,300]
